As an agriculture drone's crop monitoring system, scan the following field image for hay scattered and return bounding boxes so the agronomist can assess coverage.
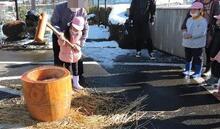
[0,79,22,90]
[0,90,149,129]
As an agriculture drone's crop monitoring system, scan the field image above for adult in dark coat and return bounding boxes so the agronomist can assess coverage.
[208,15,220,85]
[129,0,156,58]
[181,0,220,75]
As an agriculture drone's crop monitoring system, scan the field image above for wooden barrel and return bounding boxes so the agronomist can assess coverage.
[21,66,72,122]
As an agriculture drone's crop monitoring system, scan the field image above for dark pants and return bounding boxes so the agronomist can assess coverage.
[205,46,212,71]
[62,59,83,76]
[185,47,203,65]
[52,33,62,66]
[211,61,220,78]
[210,32,220,78]
[52,33,84,76]
[204,32,220,71]
[133,20,153,53]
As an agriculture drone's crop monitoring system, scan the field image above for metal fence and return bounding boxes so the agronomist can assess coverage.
[151,6,190,58]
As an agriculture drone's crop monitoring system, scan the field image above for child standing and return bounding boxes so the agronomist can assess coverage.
[182,2,208,78]
[58,17,85,90]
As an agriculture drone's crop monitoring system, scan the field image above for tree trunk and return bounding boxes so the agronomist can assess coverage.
[31,0,36,10]
[52,0,55,9]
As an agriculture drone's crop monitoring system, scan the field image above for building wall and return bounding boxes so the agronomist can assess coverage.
[151,7,189,58]
[90,0,191,6]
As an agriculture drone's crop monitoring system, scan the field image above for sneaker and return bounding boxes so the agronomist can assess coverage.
[149,52,156,60]
[183,71,194,76]
[136,51,141,58]
[205,76,219,86]
[203,67,211,74]
[202,69,211,77]
[192,73,201,78]
[193,76,205,83]
[213,79,220,88]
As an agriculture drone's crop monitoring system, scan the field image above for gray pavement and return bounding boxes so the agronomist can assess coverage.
[0,41,220,129]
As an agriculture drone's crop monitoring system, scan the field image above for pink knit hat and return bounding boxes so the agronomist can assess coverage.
[190,2,204,9]
[71,17,85,31]
[214,15,220,20]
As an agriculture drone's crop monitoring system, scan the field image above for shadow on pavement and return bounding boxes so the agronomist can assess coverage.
[85,66,220,111]
[105,114,220,129]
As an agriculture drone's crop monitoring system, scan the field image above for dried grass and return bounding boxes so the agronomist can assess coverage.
[0,90,148,129]
[0,79,22,90]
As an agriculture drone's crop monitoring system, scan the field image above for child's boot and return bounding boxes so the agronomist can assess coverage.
[192,64,202,78]
[73,76,84,90]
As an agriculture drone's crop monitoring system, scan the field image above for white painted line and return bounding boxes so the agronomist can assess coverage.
[0,61,99,65]
[0,76,21,81]
[83,61,99,65]
[0,85,21,96]
[0,61,184,67]
[0,61,53,65]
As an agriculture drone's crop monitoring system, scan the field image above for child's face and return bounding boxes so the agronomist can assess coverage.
[190,9,200,14]
[190,9,201,17]
[69,26,80,36]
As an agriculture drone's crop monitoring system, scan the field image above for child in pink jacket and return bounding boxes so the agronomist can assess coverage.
[58,17,85,90]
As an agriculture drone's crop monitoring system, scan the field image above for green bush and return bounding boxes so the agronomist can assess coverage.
[108,24,124,41]
[88,6,99,14]
[88,6,112,25]
[88,6,125,41]
[18,5,29,21]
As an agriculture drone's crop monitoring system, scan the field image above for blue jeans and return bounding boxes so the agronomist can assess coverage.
[185,47,203,65]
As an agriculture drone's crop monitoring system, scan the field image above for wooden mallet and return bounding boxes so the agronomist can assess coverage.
[34,13,81,49]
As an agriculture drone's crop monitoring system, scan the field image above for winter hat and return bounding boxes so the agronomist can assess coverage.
[214,14,220,20]
[71,17,85,31]
[190,2,204,9]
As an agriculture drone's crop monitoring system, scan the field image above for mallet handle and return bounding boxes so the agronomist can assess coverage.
[46,23,82,48]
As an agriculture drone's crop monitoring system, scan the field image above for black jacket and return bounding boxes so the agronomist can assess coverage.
[210,25,220,58]
[129,0,156,22]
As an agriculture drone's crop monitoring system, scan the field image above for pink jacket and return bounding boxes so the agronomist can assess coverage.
[58,32,82,63]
